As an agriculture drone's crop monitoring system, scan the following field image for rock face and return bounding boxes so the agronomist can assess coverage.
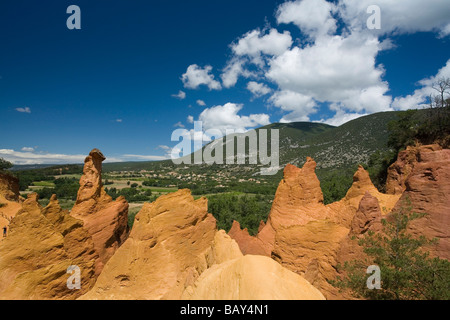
[386,145,442,195]
[392,146,450,260]
[229,158,399,259]
[82,189,324,300]
[327,165,399,228]
[267,160,329,230]
[0,172,20,202]
[80,190,241,300]
[349,192,383,236]
[230,159,335,256]
[228,157,401,299]
[228,221,269,256]
[0,194,97,300]
[0,173,22,234]
[272,220,349,297]
[182,255,325,300]
[70,149,129,273]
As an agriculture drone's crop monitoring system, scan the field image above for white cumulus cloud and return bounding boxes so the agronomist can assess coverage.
[339,0,450,36]
[393,59,450,110]
[181,64,221,90]
[277,0,338,39]
[198,103,270,132]
[247,81,272,98]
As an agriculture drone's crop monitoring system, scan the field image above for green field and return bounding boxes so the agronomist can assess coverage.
[32,181,55,187]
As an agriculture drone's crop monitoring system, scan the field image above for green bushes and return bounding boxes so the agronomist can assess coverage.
[207,193,273,236]
[331,199,450,300]
[0,158,13,171]
[319,169,355,205]
[388,107,450,152]
[37,178,79,200]
[366,149,398,193]
[105,187,154,203]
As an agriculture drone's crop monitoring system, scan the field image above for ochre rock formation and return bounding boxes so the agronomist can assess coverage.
[227,157,401,300]
[0,173,22,234]
[230,158,335,256]
[80,190,241,300]
[0,194,97,300]
[182,255,325,300]
[229,158,400,258]
[327,165,399,227]
[392,146,450,260]
[272,220,348,297]
[332,192,384,299]
[267,159,330,230]
[386,144,442,195]
[70,149,129,273]
[0,172,20,202]
[228,221,269,256]
[349,192,383,236]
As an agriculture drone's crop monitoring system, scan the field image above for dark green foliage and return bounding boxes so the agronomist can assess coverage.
[130,183,138,188]
[388,107,450,152]
[127,207,142,229]
[142,179,157,187]
[331,198,450,300]
[366,149,397,192]
[318,168,356,205]
[0,158,13,171]
[37,178,79,200]
[105,187,156,203]
[14,164,81,191]
[207,193,273,236]
[387,110,421,152]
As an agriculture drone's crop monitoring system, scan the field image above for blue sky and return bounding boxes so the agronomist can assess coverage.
[1,0,449,164]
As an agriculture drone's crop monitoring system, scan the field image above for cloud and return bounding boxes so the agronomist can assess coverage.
[338,0,450,36]
[187,115,194,124]
[0,149,90,165]
[157,145,171,151]
[156,145,174,159]
[0,149,169,165]
[441,23,450,37]
[21,147,35,152]
[220,28,292,88]
[172,90,186,100]
[198,103,270,132]
[266,32,393,118]
[393,59,450,110]
[277,0,338,39]
[122,154,168,161]
[174,121,185,128]
[178,0,449,125]
[181,64,221,90]
[318,106,368,126]
[221,57,256,88]
[115,119,123,123]
[231,28,293,63]
[269,90,317,122]
[15,107,31,114]
[196,100,206,106]
[247,81,272,98]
